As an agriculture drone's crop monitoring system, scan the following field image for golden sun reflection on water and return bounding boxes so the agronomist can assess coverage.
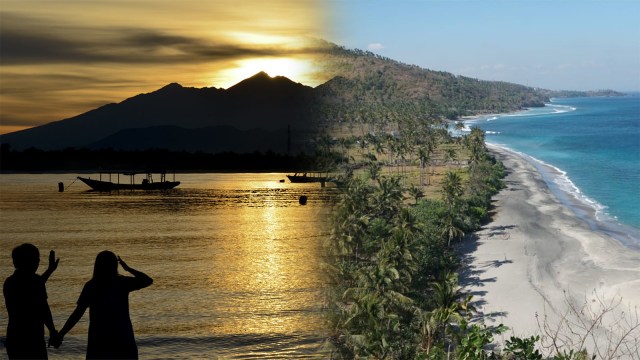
[204,202,326,337]
[0,174,331,356]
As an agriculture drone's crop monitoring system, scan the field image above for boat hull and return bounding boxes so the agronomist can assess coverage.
[286,175,328,183]
[77,176,180,191]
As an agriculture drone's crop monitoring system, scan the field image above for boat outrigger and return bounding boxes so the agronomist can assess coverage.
[286,172,329,184]
[77,171,180,191]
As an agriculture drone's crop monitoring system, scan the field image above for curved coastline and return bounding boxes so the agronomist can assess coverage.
[461,145,640,350]
[489,143,640,251]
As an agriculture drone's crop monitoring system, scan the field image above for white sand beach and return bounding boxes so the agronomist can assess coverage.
[462,145,640,357]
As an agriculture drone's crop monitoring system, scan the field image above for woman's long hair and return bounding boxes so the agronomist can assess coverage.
[92,250,118,282]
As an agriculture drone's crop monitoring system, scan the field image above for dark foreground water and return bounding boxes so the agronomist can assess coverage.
[0,173,333,359]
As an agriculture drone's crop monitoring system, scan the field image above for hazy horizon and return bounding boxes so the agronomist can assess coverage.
[328,0,640,93]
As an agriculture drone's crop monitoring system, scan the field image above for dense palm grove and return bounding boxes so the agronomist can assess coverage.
[319,122,600,359]
[320,119,526,358]
[314,47,610,359]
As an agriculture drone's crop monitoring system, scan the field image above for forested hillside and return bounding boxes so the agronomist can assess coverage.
[315,44,634,359]
[316,44,548,122]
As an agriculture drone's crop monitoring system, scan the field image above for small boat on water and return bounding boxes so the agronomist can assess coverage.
[77,171,180,191]
[286,172,329,183]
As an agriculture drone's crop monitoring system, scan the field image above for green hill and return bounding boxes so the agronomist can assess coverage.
[316,44,550,121]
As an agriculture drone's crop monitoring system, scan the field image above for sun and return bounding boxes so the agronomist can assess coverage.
[216,57,315,88]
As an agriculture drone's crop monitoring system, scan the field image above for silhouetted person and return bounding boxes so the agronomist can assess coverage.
[51,251,152,359]
[3,244,59,359]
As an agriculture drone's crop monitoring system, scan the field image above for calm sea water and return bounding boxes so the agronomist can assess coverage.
[0,173,334,359]
[465,94,640,248]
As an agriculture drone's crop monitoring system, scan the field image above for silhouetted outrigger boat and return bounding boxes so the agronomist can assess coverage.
[77,171,180,191]
[286,172,329,184]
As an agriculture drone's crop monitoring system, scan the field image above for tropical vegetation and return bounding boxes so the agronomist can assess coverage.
[316,46,634,359]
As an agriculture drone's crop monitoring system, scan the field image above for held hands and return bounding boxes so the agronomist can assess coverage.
[48,330,62,349]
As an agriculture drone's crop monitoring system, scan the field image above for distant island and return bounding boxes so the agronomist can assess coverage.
[539,88,625,98]
[0,42,625,172]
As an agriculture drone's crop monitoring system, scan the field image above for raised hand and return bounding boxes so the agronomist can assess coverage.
[117,256,132,272]
[48,250,60,273]
[117,255,153,287]
[42,250,60,282]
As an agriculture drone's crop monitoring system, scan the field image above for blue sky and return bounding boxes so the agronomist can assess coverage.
[327,0,640,91]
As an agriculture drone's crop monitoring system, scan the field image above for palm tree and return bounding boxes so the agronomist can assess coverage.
[367,159,382,181]
[417,146,431,186]
[441,171,464,213]
[408,184,424,205]
[441,211,464,248]
[465,127,487,171]
[429,271,475,342]
[440,171,465,247]
[444,147,458,169]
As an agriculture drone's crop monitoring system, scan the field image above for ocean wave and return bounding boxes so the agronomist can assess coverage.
[533,157,608,216]
[548,104,577,113]
[461,104,577,127]
[495,144,607,218]
[454,103,577,139]
[488,143,640,249]
[499,104,576,118]
[454,123,499,135]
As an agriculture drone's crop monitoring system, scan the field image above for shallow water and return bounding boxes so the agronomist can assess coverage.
[0,173,333,359]
[464,94,640,247]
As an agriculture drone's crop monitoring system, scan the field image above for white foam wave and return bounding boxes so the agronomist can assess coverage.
[548,104,576,113]
[500,104,577,118]
[488,143,608,220]
[536,158,609,218]
[485,131,501,135]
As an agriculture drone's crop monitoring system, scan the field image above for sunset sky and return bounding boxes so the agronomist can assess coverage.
[2,1,639,135]
[0,0,331,134]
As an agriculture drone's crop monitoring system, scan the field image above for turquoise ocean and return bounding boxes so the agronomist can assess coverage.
[464,94,640,249]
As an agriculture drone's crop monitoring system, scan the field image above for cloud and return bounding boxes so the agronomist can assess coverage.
[0,6,330,133]
[0,12,327,66]
[367,43,384,51]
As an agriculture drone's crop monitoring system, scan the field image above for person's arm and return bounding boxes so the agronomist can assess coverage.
[41,250,59,282]
[50,304,87,349]
[43,300,57,339]
[118,256,153,288]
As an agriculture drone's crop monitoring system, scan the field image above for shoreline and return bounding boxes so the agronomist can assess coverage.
[461,145,640,354]
[489,143,640,250]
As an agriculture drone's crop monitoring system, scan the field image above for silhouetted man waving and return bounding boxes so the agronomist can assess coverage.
[3,243,59,359]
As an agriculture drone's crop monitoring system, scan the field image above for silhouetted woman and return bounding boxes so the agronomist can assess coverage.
[51,251,152,359]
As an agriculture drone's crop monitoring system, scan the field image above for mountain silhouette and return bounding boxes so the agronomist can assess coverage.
[2,43,581,155]
[1,72,315,153]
